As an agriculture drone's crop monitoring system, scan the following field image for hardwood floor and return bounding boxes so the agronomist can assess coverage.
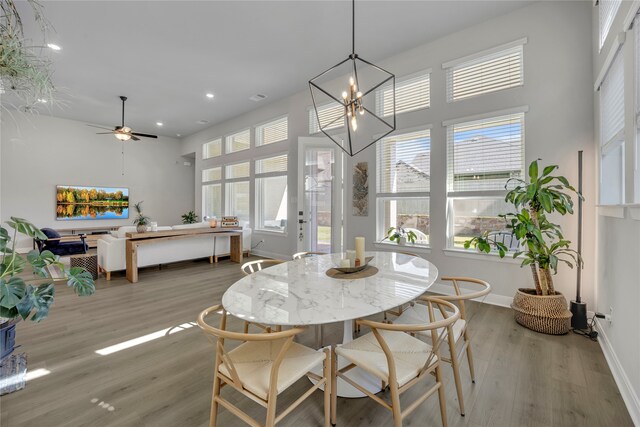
[1,257,633,427]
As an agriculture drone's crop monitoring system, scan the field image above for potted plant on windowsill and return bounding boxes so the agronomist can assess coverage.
[384,225,418,246]
[132,201,150,233]
[0,217,95,392]
[464,160,582,335]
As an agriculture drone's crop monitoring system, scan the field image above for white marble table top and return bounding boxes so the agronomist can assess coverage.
[221,251,438,326]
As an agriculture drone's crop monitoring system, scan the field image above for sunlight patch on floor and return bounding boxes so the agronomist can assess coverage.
[95,322,196,356]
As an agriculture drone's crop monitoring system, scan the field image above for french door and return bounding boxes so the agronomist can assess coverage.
[297,137,343,254]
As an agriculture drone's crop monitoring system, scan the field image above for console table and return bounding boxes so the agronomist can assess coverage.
[124,228,243,283]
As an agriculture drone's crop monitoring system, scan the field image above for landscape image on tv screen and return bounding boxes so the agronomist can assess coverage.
[56,185,129,220]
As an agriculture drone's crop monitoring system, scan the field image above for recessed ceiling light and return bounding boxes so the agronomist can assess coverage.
[47,43,61,51]
[206,93,214,99]
[156,122,163,126]
[197,119,210,124]
[37,98,47,103]
[176,134,181,137]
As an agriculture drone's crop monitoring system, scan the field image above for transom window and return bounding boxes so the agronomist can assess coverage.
[202,138,221,159]
[376,71,430,117]
[309,103,344,134]
[256,116,288,146]
[225,129,250,153]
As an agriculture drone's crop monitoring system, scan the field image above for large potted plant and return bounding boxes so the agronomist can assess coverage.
[465,160,582,334]
[0,217,95,375]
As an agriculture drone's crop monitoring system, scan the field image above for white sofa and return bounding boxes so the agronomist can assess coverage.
[97,223,252,280]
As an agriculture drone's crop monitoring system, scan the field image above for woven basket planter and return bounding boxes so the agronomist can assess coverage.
[511,288,571,335]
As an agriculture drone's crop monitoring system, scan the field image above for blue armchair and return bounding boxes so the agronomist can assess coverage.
[36,228,88,256]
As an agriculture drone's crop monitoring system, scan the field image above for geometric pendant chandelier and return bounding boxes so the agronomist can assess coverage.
[309,0,396,157]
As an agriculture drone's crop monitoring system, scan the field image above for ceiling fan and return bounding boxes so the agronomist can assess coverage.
[89,96,158,141]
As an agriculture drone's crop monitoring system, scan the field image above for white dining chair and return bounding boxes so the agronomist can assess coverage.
[197,304,331,427]
[331,297,460,427]
[393,276,491,416]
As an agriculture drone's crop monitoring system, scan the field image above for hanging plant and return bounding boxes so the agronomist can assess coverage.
[0,0,56,110]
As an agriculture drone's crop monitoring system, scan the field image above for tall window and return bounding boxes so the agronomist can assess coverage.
[444,40,525,102]
[599,0,622,50]
[309,103,344,134]
[376,129,431,246]
[225,161,250,223]
[202,166,222,219]
[255,154,288,233]
[225,129,250,153]
[635,15,640,202]
[202,138,221,159]
[256,116,288,146]
[376,71,430,117]
[446,110,525,249]
[600,49,625,205]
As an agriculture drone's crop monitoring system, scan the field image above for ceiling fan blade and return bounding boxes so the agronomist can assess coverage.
[131,135,140,141]
[95,132,115,135]
[87,124,114,131]
[131,132,158,139]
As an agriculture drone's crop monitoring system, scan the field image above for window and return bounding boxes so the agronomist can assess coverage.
[255,154,288,233]
[203,183,222,219]
[600,49,625,205]
[376,129,431,246]
[225,162,250,179]
[445,110,525,249]
[256,116,288,146]
[202,167,221,183]
[444,40,525,102]
[377,72,430,117]
[225,181,250,224]
[225,129,250,153]
[202,138,221,159]
[309,103,344,134]
[599,0,622,50]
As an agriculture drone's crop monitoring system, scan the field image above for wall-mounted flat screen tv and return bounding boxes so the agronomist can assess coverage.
[56,185,129,220]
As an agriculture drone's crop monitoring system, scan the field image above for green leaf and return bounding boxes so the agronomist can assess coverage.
[0,276,26,309]
[542,165,558,176]
[66,267,96,297]
[529,159,539,182]
[6,217,47,240]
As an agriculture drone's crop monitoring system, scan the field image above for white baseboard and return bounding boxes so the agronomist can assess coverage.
[249,248,290,261]
[428,282,513,308]
[594,319,640,426]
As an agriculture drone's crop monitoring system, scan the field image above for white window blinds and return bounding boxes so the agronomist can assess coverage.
[225,129,250,153]
[601,50,625,147]
[377,72,430,117]
[202,139,221,159]
[225,162,250,179]
[445,43,524,102]
[202,167,221,182]
[256,154,287,174]
[309,103,344,134]
[599,0,622,50]
[377,129,431,194]
[447,112,525,193]
[256,117,288,146]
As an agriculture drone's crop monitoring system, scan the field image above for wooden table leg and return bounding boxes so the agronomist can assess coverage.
[125,240,139,283]
[229,234,243,263]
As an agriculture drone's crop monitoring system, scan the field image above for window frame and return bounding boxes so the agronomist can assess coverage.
[255,115,289,147]
[202,138,222,159]
[254,153,288,234]
[443,38,527,103]
[443,107,527,250]
[225,128,251,154]
[375,126,432,247]
[375,69,431,117]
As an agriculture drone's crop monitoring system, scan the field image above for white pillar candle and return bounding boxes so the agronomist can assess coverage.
[339,259,351,268]
[346,250,356,267]
[355,237,365,265]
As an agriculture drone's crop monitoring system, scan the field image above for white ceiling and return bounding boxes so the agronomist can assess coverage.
[16,1,533,138]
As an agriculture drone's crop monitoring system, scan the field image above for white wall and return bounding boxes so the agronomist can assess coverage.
[182,0,595,304]
[593,0,640,423]
[1,114,194,249]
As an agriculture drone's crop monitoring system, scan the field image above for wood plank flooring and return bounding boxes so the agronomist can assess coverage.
[0,257,633,427]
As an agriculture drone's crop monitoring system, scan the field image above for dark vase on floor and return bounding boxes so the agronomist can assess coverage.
[0,319,17,360]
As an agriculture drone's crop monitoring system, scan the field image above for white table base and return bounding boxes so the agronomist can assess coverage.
[309,319,383,398]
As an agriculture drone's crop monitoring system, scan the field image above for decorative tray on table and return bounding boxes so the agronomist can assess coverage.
[333,256,374,274]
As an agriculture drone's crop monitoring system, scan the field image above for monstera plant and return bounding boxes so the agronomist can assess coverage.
[0,217,95,323]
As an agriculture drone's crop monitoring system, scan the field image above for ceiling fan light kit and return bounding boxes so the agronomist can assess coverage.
[89,96,158,142]
[308,0,396,157]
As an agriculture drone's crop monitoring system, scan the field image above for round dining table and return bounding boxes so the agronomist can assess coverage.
[221,251,438,397]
